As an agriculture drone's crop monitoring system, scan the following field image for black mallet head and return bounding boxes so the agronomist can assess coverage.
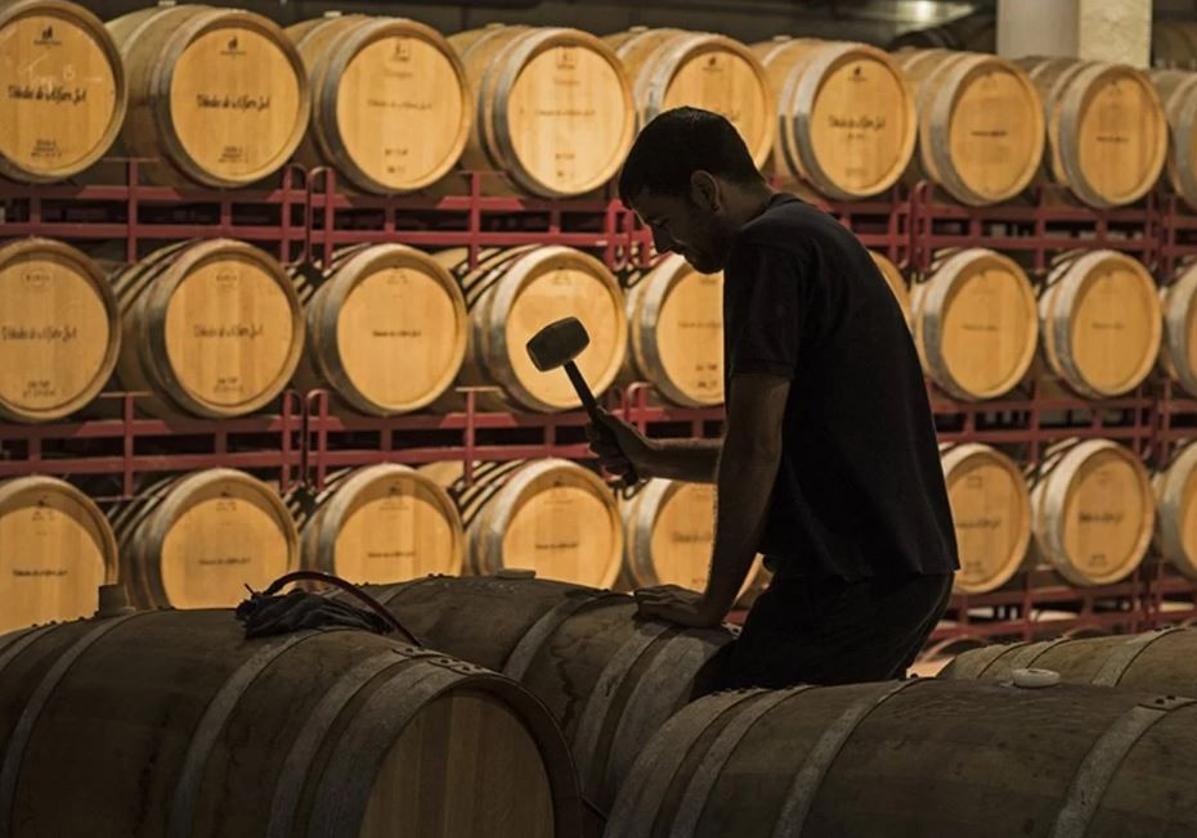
[526,316,590,373]
[526,316,599,416]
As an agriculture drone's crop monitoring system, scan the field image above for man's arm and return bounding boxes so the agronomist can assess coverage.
[587,413,722,484]
[636,371,789,626]
[643,437,722,483]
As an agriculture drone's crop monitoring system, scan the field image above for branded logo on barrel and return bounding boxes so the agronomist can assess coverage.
[392,39,412,63]
[221,35,246,57]
[557,47,577,70]
[34,25,60,46]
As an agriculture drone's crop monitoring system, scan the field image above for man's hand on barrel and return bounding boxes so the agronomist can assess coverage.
[634,584,723,628]
[585,408,656,481]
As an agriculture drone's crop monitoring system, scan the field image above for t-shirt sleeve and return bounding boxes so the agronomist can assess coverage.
[725,244,804,380]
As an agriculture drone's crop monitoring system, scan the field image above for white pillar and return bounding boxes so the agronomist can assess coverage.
[997,0,1151,67]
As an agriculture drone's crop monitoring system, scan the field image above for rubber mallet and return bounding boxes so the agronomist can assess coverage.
[526,316,639,486]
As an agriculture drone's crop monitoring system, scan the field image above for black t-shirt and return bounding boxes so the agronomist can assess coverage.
[723,193,958,580]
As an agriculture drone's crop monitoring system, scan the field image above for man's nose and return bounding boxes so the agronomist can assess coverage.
[651,226,675,254]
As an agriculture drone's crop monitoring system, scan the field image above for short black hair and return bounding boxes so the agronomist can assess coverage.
[618,107,763,205]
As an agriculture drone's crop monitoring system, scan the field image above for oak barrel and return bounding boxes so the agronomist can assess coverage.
[0,609,581,836]
[109,468,299,609]
[287,463,465,584]
[868,250,911,326]
[1153,440,1197,581]
[420,459,622,588]
[291,243,468,415]
[608,677,1197,837]
[938,443,1031,594]
[1038,249,1161,399]
[356,575,733,812]
[895,49,1044,205]
[1159,259,1197,396]
[449,24,634,198]
[113,239,305,419]
[434,245,627,413]
[0,476,117,634]
[106,3,310,187]
[943,626,1197,700]
[0,237,119,422]
[911,248,1038,400]
[1151,70,1197,211]
[287,13,469,194]
[1018,56,1167,208]
[605,27,773,169]
[0,0,125,182]
[1029,438,1154,587]
[889,11,995,52]
[753,37,916,200]
[619,478,765,600]
[1153,21,1197,70]
[624,254,724,408]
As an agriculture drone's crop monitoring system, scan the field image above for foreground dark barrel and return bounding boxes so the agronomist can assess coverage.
[609,677,1197,836]
[360,575,734,812]
[941,626,1197,697]
[0,609,582,837]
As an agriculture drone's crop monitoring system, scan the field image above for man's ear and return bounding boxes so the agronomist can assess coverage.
[690,170,721,212]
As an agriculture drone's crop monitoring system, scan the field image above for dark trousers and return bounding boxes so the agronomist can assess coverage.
[698,572,953,694]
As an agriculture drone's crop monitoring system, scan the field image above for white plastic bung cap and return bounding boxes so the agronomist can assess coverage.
[1012,667,1061,689]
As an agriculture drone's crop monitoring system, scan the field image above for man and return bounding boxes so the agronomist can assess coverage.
[588,107,958,690]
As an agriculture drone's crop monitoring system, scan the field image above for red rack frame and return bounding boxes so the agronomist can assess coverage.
[2,163,1197,643]
[306,168,639,272]
[907,180,1158,275]
[0,391,303,499]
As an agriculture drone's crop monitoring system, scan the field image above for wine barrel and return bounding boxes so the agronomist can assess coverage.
[1151,70,1197,211]
[287,463,465,584]
[1154,441,1197,581]
[605,27,773,169]
[0,237,119,423]
[291,243,468,415]
[1018,56,1166,208]
[940,443,1031,595]
[1029,439,1154,587]
[911,248,1038,401]
[608,677,1197,837]
[1152,21,1197,70]
[889,11,996,52]
[868,250,911,326]
[448,24,634,198]
[1160,259,1197,396]
[1038,249,1161,398]
[0,609,581,836]
[105,3,310,188]
[895,49,1044,205]
[0,476,117,633]
[113,239,305,419]
[434,245,627,413]
[752,38,915,201]
[286,13,469,194]
[942,626,1197,699]
[420,459,622,588]
[624,254,724,408]
[619,478,765,598]
[109,468,299,610]
[356,575,733,811]
[0,0,125,182]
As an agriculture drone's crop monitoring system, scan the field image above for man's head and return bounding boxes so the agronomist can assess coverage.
[618,107,769,273]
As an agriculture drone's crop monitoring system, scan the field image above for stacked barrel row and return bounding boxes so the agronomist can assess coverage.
[0,455,771,633]
[6,235,1193,424]
[3,2,1196,209]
